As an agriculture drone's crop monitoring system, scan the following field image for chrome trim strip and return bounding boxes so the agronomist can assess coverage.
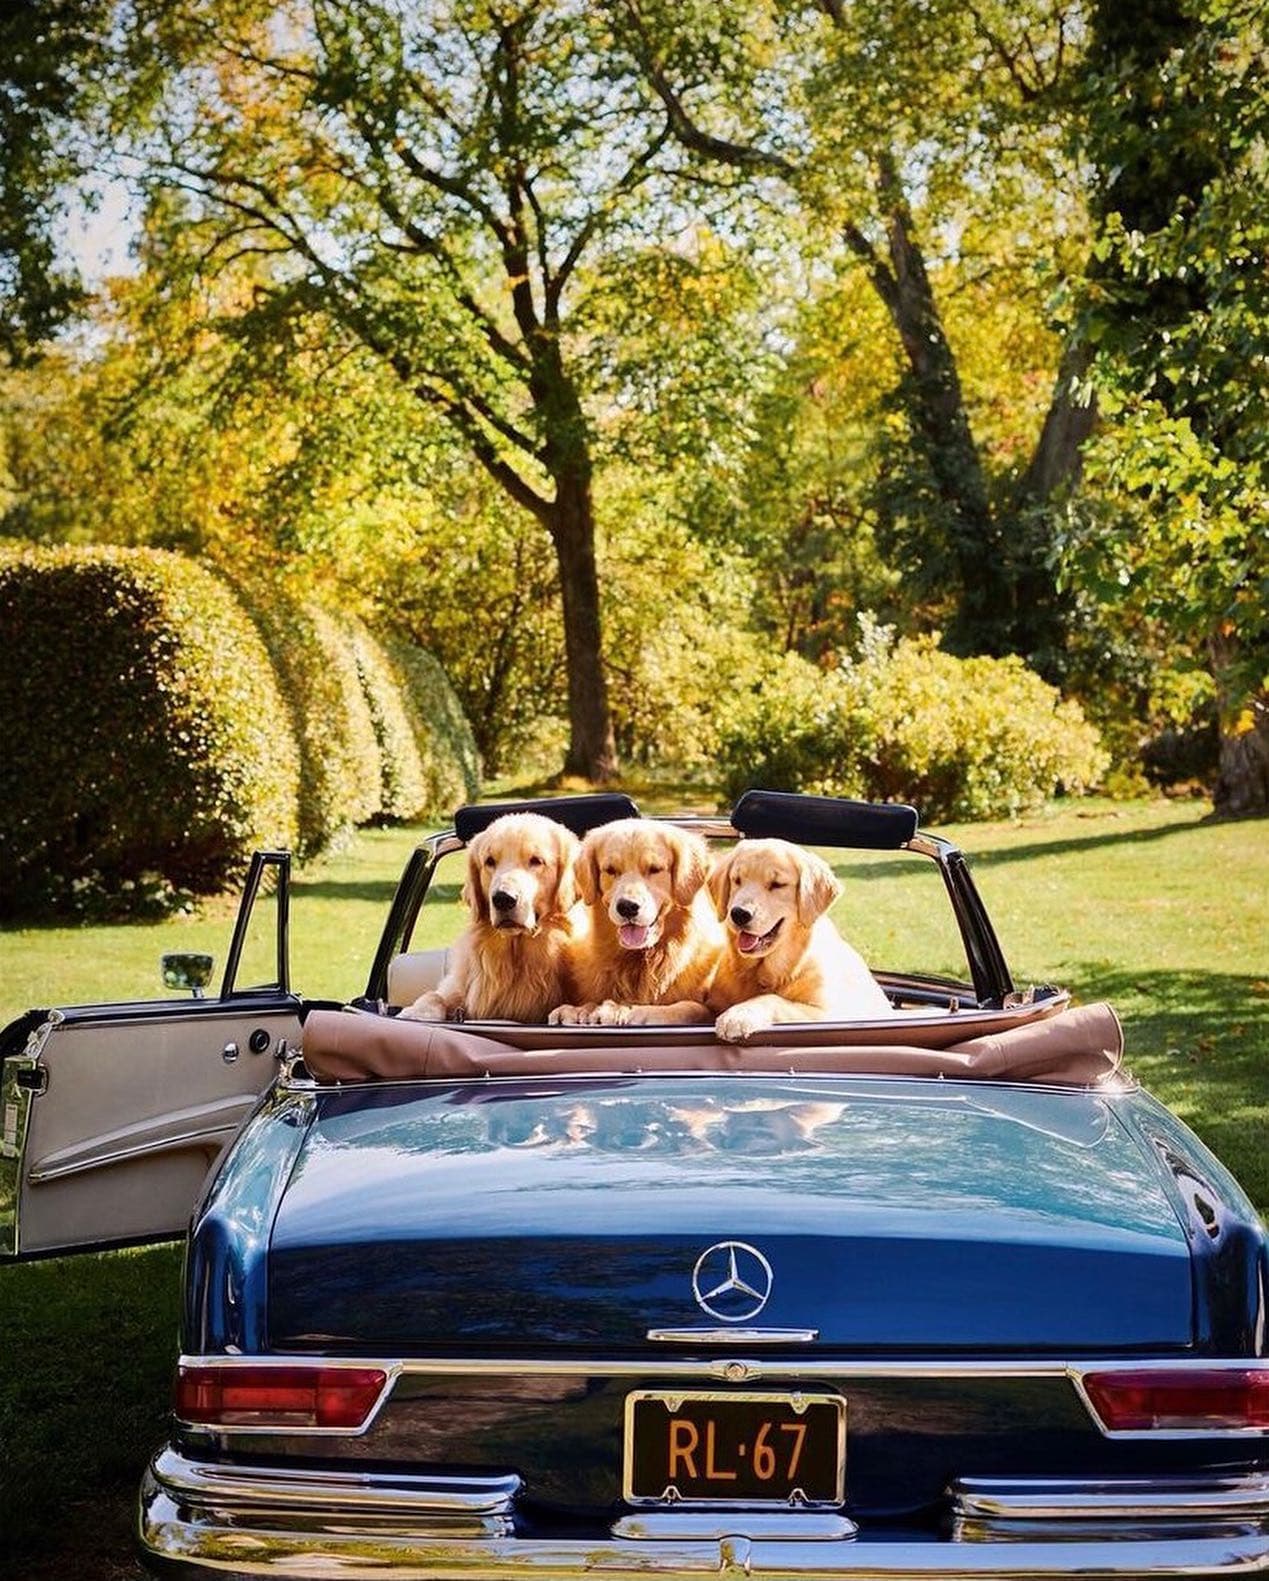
[186,1352,1268,1381]
[29,1116,248,1184]
[647,1328,819,1345]
[612,1511,858,1541]
[1,1010,65,1256]
[952,1473,1269,1520]
[151,1447,520,1514]
[179,1351,1072,1383]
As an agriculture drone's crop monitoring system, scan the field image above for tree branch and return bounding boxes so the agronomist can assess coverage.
[336,137,531,374]
[618,0,797,178]
[545,115,673,321]
[417,382,554,521]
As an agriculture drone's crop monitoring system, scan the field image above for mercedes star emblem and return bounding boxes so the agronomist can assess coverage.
[691,1240,774,1323]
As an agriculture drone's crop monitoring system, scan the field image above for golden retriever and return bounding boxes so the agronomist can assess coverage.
[549,819,722,1026]
[400,812,584,1023]
[707,838,893,1041]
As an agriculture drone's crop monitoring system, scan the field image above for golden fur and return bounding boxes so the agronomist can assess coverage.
[400,813,585,1024]
[549,820,722,1026]
[707,838,893,1041]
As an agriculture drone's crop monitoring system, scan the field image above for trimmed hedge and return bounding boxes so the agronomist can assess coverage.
[377,629,481,812]
[234,584,383,856]
[0,547,480,918]
[717,623,1108,822]
[0,546,299,916]
[349,621,432,821]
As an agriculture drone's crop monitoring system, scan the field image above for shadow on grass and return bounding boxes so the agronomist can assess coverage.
[0,1244,180,1576]
[1075,965,1269,1217]
[826,810,1231,883]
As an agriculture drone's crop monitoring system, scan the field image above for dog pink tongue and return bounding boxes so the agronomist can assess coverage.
[619,922,649,948]
[738,930,761,954]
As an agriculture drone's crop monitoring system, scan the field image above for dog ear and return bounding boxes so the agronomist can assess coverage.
[796,849,842,927]
[706,849,735,920]
[463,831,490,922]
[669,827,709,906]
[575,830,603,907]
[552,824,580,913]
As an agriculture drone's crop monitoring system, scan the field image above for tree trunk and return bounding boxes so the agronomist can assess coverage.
[1214,711,1269,815]
[1002,339,1099,676]
[863,158,1014,655]
[547,470,618,781]
[1209,632,1269,816]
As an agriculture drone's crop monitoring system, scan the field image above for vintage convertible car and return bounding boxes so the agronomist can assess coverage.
[2,789,1267,1579]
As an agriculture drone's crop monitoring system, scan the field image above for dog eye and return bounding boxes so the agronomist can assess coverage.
[769,880,787,890]
[483,855,496,869]
[527,854,544,868]
[646,864,663,876]
[603,865,618,877]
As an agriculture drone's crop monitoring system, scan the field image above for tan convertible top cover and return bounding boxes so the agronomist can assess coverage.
[301,1000,1124,1088]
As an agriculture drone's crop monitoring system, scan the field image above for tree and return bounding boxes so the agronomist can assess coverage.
[42,0,723,779]
[1069,0,1269,812]
[612,0,1096,673]
[0,1,113,362]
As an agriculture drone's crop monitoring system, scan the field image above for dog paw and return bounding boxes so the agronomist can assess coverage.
[715,1005,772,1043]
[548,1003,589,1026]
[399,993,447,1023]
[583,1000,633,1026]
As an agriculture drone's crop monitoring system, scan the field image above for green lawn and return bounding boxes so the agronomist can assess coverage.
[1,794,1265,1577]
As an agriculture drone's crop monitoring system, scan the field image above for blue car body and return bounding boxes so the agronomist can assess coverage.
[4,792,1267,1578]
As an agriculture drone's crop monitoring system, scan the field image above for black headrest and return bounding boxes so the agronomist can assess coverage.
[731,789,919,850]
[454,794,640,842]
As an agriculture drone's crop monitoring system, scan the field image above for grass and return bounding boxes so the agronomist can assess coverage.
[0,793,1265,1577]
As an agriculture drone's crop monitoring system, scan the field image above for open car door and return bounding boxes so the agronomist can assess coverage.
[0,853,300,1260]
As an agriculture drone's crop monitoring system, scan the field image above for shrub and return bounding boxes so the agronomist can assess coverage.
[377,631,481,810]
[0,545,299,917]
[349,620,480,821]
[232,582,382,856]
[602,514,762,767]
[717,620,1108,822]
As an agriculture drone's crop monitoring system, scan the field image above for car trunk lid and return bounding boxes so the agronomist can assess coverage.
[267,1076,1192,1353]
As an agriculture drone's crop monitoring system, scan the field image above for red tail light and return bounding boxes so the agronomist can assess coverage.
[1083,1367,1269,1432]
[176,1363,388,1429]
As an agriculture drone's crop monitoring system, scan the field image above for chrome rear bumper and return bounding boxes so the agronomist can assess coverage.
[140,1448,1269,1579]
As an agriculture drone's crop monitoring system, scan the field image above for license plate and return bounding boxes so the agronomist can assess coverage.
[624,1390,845,1506]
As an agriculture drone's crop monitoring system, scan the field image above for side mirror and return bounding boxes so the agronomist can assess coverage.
[162,952,215,998]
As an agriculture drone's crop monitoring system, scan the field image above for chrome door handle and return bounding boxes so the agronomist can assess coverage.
[221,1040,239,1064]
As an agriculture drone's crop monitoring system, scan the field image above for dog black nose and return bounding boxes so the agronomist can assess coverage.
[730,905,753,927]
[616,897,640,920]
[491,889,517,912]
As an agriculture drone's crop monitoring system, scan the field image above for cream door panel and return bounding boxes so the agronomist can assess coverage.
[6,1001,299,1257]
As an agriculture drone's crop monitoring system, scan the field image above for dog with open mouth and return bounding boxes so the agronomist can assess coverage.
[399,812,585,1023]
[548,819,722,1026]
[707,838,894,1042]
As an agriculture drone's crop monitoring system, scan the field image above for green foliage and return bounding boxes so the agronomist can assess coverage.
[600,497,764,767]
[0,2,114,359]
[0,545,479,916]
[234,582,383,856]
[0,544,299,917]
[1068,0,1269,808]
[377,629,482,812]
[348,620,479,822]
[717,620,1108,821]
